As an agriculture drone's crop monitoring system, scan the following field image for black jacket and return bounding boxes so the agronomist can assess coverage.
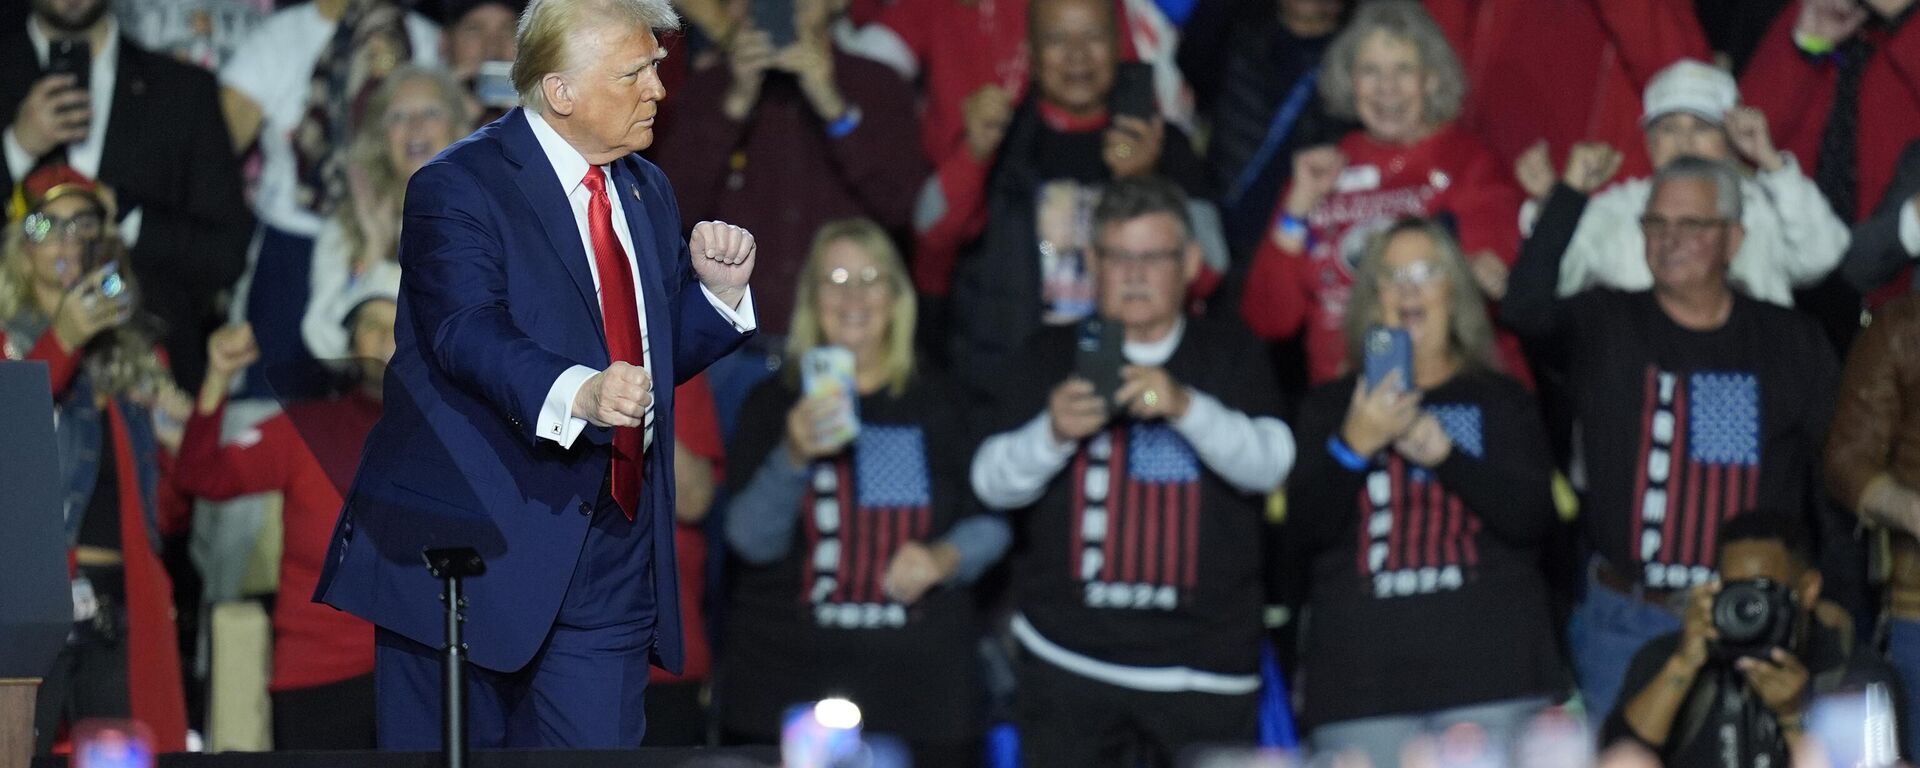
[0,25,251,389]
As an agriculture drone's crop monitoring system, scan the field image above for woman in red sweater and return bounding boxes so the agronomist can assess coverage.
[1239,0,1529,387]
[171,270,397,750]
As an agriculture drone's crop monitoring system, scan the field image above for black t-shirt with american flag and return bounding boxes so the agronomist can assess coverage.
[721,370,981,742]
[1288,369,1565,727]
[1557,291,1837,591]
[982,319,1283,675]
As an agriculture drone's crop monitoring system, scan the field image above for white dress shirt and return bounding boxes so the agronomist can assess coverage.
[5,17,120,182]
[524,110,756,451]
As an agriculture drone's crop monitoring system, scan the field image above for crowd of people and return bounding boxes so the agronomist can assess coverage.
[7,0,1920,764]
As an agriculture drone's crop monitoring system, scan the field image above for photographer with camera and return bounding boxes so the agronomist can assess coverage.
[1603,509,1906,766]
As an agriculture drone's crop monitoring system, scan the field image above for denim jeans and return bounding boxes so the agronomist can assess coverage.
[1567,559,1683,727]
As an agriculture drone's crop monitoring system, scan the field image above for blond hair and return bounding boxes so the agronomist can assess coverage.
[513,0,679,114]
[338,66,470,274]
[0,219,168,398]
[1342,217,1496,374]
[1319,0,1465,128]
[784,219,917,397]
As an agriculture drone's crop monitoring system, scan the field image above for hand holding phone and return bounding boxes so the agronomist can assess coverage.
[799,346,859,447]
[14,70,91,158]
[1342,326,1422,455]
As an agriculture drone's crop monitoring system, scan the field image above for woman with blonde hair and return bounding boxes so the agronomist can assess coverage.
[718,218,1008,766]
[1286,218,1564,767]
[300,65,469,363]
[2,166,190,753]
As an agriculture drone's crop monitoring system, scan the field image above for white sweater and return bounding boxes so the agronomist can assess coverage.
[1553,154,1849,306]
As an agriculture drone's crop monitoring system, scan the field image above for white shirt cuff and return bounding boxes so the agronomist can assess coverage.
[3,128,34,184]
[539,364,598,448]
[701,284,758,332]
[1900,199,1920,257]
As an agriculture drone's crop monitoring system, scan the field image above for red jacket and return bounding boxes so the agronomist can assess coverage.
[2,329,188,752]
[1743,2,1920,224]
[173,395,380,693]
[1428,0,1708,178]
[1240,124,1531,386]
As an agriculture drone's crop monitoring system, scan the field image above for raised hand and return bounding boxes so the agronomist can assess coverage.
[1561,141,1623,195]
[11,75,89,159]
[1514,140,1556,201]
[1286,145,1346,217]
[689,220,756,309]
[1724,106,1784,173]
[962,84,1014,161]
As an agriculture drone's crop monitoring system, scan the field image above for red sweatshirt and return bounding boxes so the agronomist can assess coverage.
[1428,0,1708,177]
[174,395,380,692]
[1240,124,1530,386]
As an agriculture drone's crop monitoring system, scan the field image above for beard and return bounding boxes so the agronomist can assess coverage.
[34,0,109,34]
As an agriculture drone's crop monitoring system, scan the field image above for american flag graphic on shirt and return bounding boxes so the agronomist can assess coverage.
[1355,404,1485,599]
[1630,369,1762,589]
[800,425,935,629]
[1068,423,1203,611]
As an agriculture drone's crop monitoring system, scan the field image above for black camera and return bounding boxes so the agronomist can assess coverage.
[1711,577,1797,662]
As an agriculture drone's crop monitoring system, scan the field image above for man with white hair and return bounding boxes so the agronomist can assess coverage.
[312,0,760,748]
[1503,150,1842,726]
[1514,59,1849,309]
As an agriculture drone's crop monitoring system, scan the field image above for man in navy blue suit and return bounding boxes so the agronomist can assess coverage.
[313,0,758,748]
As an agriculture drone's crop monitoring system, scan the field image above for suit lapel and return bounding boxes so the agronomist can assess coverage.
[501,111,605,345]
[613,159,671,381]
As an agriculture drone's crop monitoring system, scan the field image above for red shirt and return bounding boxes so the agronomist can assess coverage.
[1428,0,1708,177]
[1241,124,1530,386]
[174,394,380,692]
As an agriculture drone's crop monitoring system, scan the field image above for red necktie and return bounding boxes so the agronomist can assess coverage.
[583,167,645,520]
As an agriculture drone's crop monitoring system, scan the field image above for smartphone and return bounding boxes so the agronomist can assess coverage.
[1074,317,1125,405]
[1361,325,1412,393]
[750,0,798,50]
[71,719,155,768]
[801,346,859,447]
[47,38,90,95]
[474,60,518,109]
[1108,61,1155,122]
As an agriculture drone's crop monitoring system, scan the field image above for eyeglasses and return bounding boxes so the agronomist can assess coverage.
[1380,259,1443,289]
[1640,215,1729,242]
[1096,247,1182,269]
[819,265,891,296]
[22,211,105,244]
[383,105,450,129]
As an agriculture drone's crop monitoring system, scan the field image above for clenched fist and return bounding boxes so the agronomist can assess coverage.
[572,361,653,428]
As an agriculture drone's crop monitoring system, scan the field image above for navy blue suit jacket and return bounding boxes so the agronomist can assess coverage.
[315,109,751,674]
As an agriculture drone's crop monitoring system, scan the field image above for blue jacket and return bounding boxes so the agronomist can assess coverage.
[315,109,751,674]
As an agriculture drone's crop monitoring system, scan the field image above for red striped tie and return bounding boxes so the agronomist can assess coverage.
[583,167,645,520]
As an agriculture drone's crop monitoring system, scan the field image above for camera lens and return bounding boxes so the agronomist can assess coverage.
[1712,582,1772,643]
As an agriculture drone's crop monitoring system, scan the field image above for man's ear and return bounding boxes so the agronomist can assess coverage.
[1724,221,1746,260]
[542,73,575,117]
[1181,239,1203,284]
